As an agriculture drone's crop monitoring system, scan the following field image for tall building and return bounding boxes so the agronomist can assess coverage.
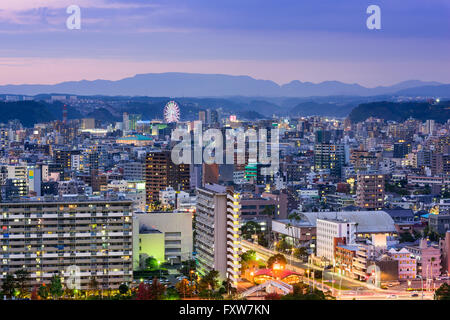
[393,141,411,159]
[145,151,190,205]
[195,184,241,288]
[0,197,133,290]
[316,218,356,262]
[314,143,345,178]
[356,173,385,210]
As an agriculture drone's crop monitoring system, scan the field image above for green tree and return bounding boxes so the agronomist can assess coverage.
[179,259,196,277]
[262,205,275,216]
[267,254,287,269]
[38,284,49,300]
[198,270,220,292]
[435,283,450,300]
[241,221,261,240]
[14,269,31,298]
[176,278,196,298]
[119,283,129,295]
[275,238,291,253]
[146,257,159,270]
[1,273,16,299]
[49,275,64,300]
[399,232,415,243]
[293,247,308,260]
[88,276,99,296]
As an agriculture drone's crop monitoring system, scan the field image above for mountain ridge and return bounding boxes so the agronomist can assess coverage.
[0,73,448,98]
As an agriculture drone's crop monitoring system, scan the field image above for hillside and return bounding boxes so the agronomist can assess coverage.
[348,101,450,123]
[289,102,355,117]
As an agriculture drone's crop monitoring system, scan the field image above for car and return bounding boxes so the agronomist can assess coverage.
[411,293,419,297]
[386,294,398,299]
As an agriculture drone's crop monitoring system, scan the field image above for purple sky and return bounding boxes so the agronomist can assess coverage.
[0,0,449,87]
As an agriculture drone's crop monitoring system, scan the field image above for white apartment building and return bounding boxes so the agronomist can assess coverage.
[195,184,241,288]
[0,197,134,290]
[316,218,356,262]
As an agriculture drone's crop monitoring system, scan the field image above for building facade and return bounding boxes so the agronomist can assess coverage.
[195,184,241,288]
[0,197,133,290]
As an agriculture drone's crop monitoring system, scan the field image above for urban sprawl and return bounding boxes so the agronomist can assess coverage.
[0,95,449,301]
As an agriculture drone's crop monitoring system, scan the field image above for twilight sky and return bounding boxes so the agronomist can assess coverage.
[0,0,449,87]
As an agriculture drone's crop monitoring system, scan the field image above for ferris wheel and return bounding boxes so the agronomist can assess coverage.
[164,101,180,123]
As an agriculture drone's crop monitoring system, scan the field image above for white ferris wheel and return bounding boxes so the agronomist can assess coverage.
[164,101,180,123]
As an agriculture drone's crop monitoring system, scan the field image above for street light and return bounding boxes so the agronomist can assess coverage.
[417,275,424,300]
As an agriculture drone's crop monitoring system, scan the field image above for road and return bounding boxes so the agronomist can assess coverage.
[241,240,435,300]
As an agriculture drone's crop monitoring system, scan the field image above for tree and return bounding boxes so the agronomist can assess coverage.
[165,287,180,300]
[179,260,196,277]
[293,247,308,260]
[265,293,281,300]
[88,276,99,295]
[119,283,129,295]
[1,273,16,299]
[14,269,31,298]
[275,238,291,253]
[148,277,166,299]
[281,282,330,300]
[435,283,450,300]
[146,257,159,270]
[38,284,49,300]
[49,275,64,300]
[136,282,149,300]
[30,286,39,300]
[176,278,195,298]
[262,205,275,216]
[241,221,261,240]
[198,270,220,292]
[136,278,166,300]
[399,232,415,243]
[267,254,287,269]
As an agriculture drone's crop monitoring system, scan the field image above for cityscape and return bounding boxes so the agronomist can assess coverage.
[0,0,449,307]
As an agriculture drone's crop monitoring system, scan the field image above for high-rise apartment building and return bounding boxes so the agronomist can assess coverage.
[195,184,241,288]
[314,143,345,178]
[0,196,133,290]
[145,151,190,205]
[356,173,385,210]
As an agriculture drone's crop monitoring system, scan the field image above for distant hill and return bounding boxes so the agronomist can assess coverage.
[237,110,267,120]
[289,102,355,117]
[0,101,56,127]
[0,73,447,97]
[86,108,120,122]
[348,101,450,123]
[0,101,104,127]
